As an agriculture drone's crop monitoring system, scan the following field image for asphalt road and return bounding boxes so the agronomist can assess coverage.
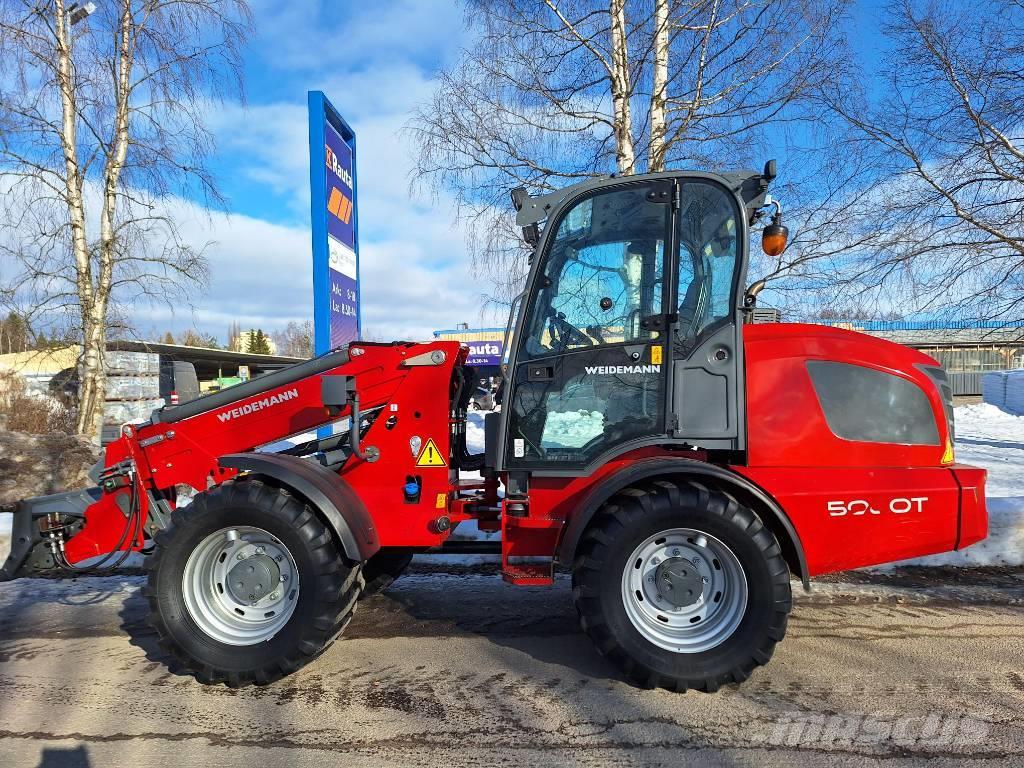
[0,565,1021,767]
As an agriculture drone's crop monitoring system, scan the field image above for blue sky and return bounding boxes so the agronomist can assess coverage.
[147,0,494,343]
[150,0,896,343]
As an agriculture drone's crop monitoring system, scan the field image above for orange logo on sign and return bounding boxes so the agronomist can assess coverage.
[327,187,353,225]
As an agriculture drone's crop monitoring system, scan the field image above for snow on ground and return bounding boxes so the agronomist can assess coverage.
[871,403,1024,569]
[0,516,10,566]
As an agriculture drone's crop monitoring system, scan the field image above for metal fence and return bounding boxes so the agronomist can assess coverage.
[948,372,983,396]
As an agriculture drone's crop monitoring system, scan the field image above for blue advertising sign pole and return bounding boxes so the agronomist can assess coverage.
[308,91,360,356]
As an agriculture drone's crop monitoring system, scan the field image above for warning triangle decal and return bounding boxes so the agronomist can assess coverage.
[415,438,447,467]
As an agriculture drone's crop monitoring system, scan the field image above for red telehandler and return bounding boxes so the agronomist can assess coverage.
[1,164,987,692]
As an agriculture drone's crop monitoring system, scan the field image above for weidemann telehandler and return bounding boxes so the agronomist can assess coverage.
[1,163,987,692]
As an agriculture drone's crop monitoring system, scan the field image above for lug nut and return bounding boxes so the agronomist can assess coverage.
[255,546,265,555]
[236,552,245,561]
[270,592,279,601]
[281,574,289,582]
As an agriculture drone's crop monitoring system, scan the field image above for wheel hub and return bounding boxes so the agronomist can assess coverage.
[621,528,748,653]
[226,553,281,604]
[181,526,299,646]
[654,557,703,609]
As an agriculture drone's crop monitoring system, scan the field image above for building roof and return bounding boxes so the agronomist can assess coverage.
[0,342,305,380]
[820,320,1024,347]
[106,340,304,367]
[0,346,80,376]
[434,327,505,336]
[106,340,305,380]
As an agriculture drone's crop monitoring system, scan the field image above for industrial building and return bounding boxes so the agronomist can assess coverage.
[822,320,1024,395]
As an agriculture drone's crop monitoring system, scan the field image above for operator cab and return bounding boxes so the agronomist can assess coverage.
[497,168,774,474]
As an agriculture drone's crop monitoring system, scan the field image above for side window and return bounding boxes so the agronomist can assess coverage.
[523,185,668,360]
[676,183,739,348]
[807,361,940,445]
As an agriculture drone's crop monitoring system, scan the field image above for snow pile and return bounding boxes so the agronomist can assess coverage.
[0,431,99,506]
[870,403,1024,569]
[0,430,99,569]
[0,514,10,565]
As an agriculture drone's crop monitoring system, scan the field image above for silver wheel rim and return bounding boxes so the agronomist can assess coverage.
[621,527,747,653]
[182,526,299,646]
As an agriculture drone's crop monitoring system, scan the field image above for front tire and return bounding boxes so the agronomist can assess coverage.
[144,478,363,686]
[573,479,791,692]
[359,548,414,598]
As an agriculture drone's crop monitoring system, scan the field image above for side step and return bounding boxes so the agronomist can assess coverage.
[427,540,501,555]
[501,561,554,586]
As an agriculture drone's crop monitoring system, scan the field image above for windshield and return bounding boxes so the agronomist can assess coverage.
[521,183,670,360]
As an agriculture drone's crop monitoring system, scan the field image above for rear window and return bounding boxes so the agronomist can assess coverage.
[807,361,940,445]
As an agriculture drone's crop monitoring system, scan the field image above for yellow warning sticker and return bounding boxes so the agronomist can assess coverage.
[651,345,663,365]
[416,438,447,467]
[436,492,448,509]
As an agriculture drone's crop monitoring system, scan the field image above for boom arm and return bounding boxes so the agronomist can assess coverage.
[2,341,465,576]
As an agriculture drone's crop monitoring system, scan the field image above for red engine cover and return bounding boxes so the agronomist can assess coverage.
[737,323,986,574]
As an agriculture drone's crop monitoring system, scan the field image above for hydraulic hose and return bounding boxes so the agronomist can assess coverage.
[56,469,142,574]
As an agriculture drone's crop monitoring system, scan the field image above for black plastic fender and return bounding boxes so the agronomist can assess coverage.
[556,457,810,589]
[219,453,380,562]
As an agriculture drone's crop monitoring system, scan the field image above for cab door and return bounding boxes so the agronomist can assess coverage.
[503,180,673,471]
[670,180,747,450]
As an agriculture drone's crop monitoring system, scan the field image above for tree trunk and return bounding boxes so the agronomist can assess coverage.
[52,0,102,439]
[609,0,635,175]
[649,0,669,172]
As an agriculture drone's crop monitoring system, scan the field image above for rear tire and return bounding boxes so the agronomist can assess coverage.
[359,548,414,598]
[144,478,363,686]
[572,479,791,692]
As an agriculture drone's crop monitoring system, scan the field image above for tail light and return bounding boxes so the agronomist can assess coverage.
[169,391,180,406]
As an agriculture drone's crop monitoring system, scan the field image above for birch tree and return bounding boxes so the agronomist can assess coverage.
[0,0,250,438]
[409,0,847,293]
[648,0,669,171]
[805,0,1024,322]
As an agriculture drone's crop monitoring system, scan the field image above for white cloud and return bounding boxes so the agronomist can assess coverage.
[24,0,507,344]
[134,186,496,342]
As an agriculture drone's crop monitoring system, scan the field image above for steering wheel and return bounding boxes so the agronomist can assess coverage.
[548,311,594,351]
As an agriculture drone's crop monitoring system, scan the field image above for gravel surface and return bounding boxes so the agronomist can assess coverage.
[0,565,1020,767]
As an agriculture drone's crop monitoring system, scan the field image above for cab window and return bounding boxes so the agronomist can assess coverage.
[676,183,740,349]
[521,184,669,360]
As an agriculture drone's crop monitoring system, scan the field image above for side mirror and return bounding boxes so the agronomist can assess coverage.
[762,211,788,257]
